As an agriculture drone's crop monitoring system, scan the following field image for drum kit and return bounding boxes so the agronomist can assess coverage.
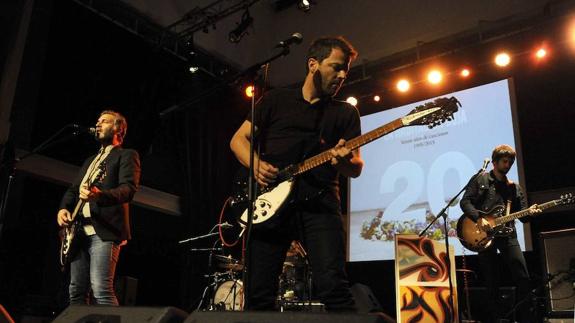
[198,241,312,311]
[200,254,244,311]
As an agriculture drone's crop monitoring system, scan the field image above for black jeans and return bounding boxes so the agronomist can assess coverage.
[245,196,356,312]
[478,233,531,322]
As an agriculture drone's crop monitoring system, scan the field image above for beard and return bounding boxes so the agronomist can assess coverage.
[313,70,340,97]
[97,128,115,144]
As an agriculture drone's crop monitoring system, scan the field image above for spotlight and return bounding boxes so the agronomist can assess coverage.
[495,52,511,67]
[245,85,255,98]
[189,66,199,74]
[570,19,575,51]
[535,48,547,59]
[229,10,253,43]
[346,96,358,106]
[396,79,410,92]
[460,68,471,77]
[373,95,381,102]
[427,70,443,84]
[298,0,311,12]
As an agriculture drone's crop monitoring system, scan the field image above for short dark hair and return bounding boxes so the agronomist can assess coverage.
[492,144,516,162]
[100,110,127,143]
[306,36,358,71]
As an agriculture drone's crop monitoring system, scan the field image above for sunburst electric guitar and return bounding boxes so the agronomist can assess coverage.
[457,193,574,252]
[59,162,107,267]
[230,96,461,227]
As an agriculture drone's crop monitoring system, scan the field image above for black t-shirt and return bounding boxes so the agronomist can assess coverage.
[247,88,361,201]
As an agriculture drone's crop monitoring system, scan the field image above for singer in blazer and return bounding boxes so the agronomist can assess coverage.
[57,110,140,306]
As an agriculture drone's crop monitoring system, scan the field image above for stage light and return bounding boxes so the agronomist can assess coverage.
[495,52,511,67]
[245,85,255,98]
[460,68,471,77]
[298,0,311,12]
[535,48,547,59]
[427,70,443,84]
[373,95,381,102]
[346,96,358,106]
[188,66,199,74]
[570,19,575,51]
[397,79,410,92]
[229,10,253,43]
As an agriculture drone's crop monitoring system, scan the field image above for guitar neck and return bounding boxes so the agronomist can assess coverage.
[290,119,405,176]
[70,199,86,222]
[494,199,560,225]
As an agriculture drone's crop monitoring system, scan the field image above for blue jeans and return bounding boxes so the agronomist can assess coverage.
[69,234,121,305]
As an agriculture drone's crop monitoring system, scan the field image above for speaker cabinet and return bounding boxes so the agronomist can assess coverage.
[184,311,389,323]
[539,228,575,317]
[53,305,188,323]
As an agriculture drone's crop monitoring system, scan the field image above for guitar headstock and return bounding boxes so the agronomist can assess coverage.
[402,96,461,128]
[559,193,574,205]
[91,161,107,187]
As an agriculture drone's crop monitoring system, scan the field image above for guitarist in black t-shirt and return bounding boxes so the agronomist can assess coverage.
[230,36,363,311]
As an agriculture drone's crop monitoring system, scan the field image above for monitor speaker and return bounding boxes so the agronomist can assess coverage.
[53,305,188,323]
[184,311,390,323]
[539,228,575,317]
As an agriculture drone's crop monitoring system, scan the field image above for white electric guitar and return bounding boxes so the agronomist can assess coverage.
[230,96,461,227]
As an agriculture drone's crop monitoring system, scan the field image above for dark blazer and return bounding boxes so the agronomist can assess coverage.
[60,147,141,241]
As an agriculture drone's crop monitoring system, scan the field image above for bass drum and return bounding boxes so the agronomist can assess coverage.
[213,280,244,311]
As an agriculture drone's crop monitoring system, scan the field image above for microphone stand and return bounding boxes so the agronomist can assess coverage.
[243,45,291,310]
[0,124,84,242]
[419,165,487,322]
[178,232,221,243]
[159,41,295,308]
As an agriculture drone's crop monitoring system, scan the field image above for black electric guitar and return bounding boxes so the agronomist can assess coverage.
[457,193,574,252]
[230,96,461,227]
[59,162,107,267]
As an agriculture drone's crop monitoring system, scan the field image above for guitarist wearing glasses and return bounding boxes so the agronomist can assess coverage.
[230,36,363,311]
[460,144,539,322]
[57,110,140,306]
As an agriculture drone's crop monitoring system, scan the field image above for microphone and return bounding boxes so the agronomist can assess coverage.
[275,32,303,48]
[481,158,490,172]
[218,222,234,229]
[71,124,96,136]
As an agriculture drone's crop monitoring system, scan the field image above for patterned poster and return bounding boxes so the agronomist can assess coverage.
[395,234,458,322]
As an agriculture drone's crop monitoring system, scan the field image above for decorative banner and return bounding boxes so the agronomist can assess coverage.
[395,234,458,322]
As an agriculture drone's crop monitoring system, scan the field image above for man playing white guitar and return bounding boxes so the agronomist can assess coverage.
[230,36,363,311]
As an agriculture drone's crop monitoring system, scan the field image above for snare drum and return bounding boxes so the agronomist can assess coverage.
[213,280,243,311]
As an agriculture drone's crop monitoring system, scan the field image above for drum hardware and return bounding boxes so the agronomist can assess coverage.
[277,241,315,311]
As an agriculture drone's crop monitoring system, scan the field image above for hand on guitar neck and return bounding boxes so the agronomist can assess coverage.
[329,138,363,178]
[79,183,102,202]
[526,204,542,216]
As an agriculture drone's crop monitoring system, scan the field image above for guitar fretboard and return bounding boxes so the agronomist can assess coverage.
[290,119,405,176]
[494,199,559,225]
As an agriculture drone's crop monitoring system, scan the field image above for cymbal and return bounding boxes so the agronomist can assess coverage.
[218,262,244,271]
[214,254,239,264]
